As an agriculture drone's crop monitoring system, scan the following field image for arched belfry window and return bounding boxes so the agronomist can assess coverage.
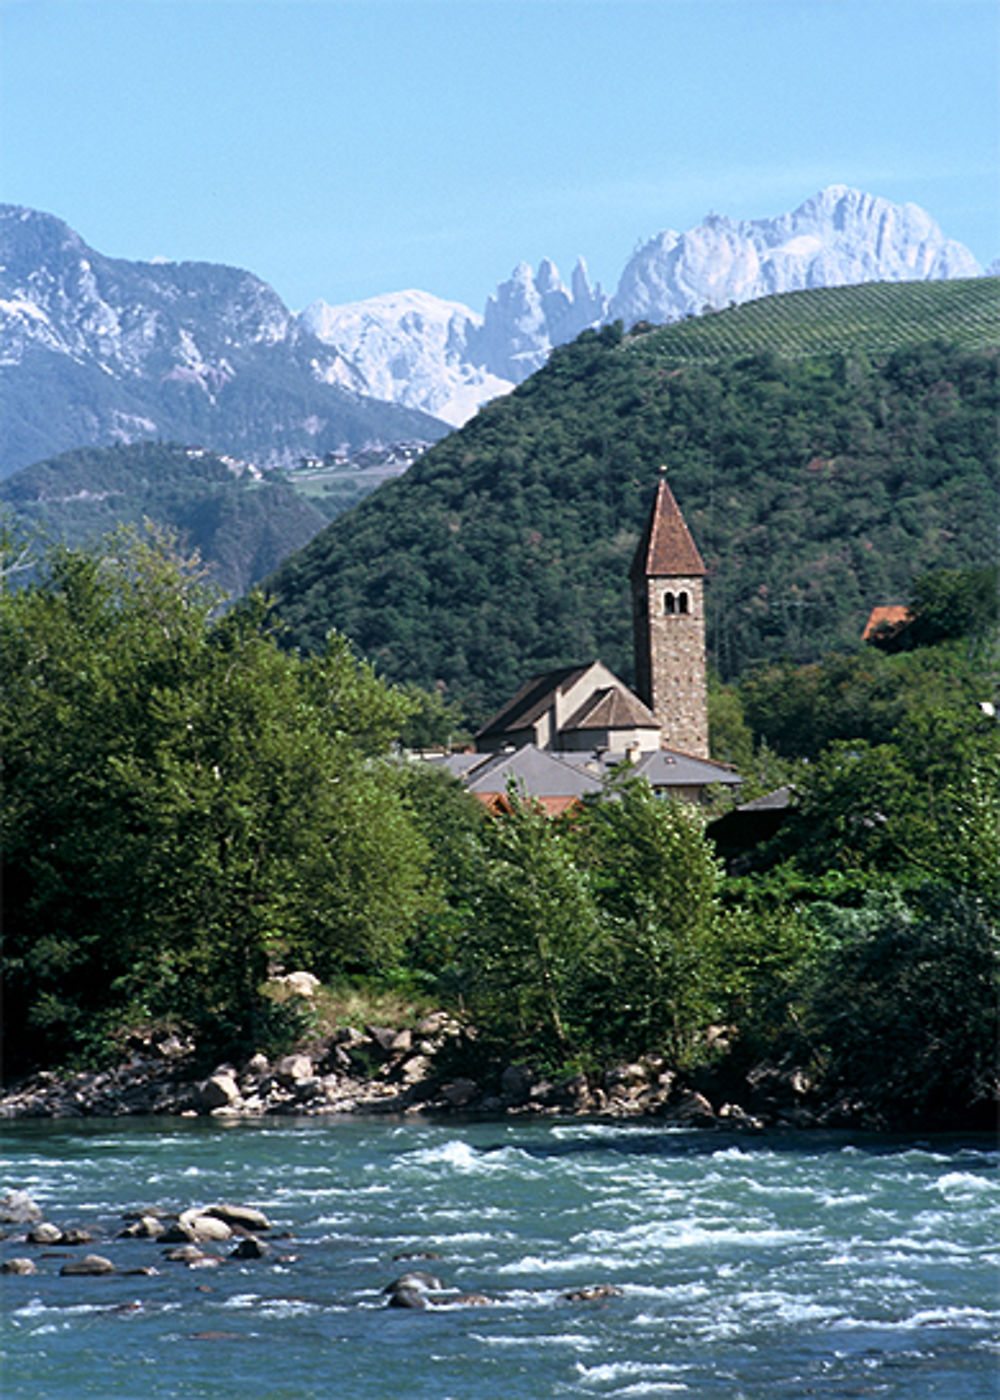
[678,591,689,615]
[663,591,676,615]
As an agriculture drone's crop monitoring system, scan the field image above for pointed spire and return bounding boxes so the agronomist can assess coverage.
[630,471,705,580]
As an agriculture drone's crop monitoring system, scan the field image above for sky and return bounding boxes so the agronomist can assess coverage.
[1,0,997,313]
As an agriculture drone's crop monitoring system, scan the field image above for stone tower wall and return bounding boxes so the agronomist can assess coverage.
[633,573,708,757]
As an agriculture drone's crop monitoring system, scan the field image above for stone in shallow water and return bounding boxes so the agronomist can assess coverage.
[59,1254,114,1276]
[229,1236,268,1259]
[2,1257,37,1274]
[204,1203,271,1232]
[27,1222,64,1244]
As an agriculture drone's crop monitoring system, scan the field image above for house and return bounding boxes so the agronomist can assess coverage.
[432,470,742,811]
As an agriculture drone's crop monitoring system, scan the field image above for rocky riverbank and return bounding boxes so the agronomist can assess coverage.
[0,1011,882,1130]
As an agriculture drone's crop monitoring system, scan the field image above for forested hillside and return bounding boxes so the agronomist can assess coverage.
[264,280,999,722]
[1,442,328,597]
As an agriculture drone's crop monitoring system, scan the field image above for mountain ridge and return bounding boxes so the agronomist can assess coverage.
[301,185,988,424]
[0,205,449,479]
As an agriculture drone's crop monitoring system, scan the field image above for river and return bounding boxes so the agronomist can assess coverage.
[2,1117,997,1398]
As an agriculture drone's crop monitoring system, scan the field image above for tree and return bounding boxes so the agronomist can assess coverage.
[805,887,999,1126]
[1,530,432,1071]
[574,776,724,1063]
[458,792,602,1061]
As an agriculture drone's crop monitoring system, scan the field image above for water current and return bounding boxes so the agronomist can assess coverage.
[2,1117,997,1399]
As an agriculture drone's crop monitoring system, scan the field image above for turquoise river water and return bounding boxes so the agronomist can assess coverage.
[1,1117,997,1399]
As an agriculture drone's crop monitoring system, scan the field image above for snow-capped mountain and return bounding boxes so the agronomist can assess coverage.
[300,186,986,426]
[608,185,983,326]
[300,289,512,428]
[0,205,448,478]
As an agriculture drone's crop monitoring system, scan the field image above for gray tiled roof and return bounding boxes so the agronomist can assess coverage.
[474,664,592,740]
[462,745,604,799]
[562,685,659,732]
[574,747,742,789]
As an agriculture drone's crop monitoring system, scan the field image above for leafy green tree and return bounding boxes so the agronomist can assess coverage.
[804,887,999,1126]
[574,777,724,1064]
[1,530,432,1071]
[458,792,602,1061]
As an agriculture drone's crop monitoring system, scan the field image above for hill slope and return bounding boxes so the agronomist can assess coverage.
[2,442,330,598]
[263,281,999,721]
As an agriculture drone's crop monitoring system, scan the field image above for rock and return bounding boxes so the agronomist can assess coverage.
[229,1236,267,1259]
[670,1090,716,1127]
[118,1215,164,1240]
[198,1073,242,1112]
[204,1203,272,1233]
[384,1270,444,1294]
[273,1053,314,1087]
[59,1227,94,1246]
[27,1222,64,1244]
[604,1063,649,1090]
[500,1064,533,1104]
[2,1257,37,1274]
[367,1026,399,1054]
[388,1028,413,1055]
[177,1210,232,1242]
[440,1079,478,1108]
[563,1284,623,1302]
[556,1073,592,1109]
[276,971,320,999]
[399,1055,432,1085]
[416,1012,449,1036]
[449,1292,494,1306]
[163,1244,219,1265]
[244,1052,270,1078]
[0,1189,43,1224]
[155,1033,192,1061]
[392,1250,441,1261]
[387,1285,429,1309]
[717,1103,764,1130]
[59,1253,114,1276]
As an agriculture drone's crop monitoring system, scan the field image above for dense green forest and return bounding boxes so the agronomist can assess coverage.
[3,533,996,1126]
[0,442,329,597]
[264,282,998,723]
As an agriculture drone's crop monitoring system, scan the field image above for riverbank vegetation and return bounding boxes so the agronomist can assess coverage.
[2,532,997,1128]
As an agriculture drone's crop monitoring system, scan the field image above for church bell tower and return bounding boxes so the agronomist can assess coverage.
[630,471,709,757]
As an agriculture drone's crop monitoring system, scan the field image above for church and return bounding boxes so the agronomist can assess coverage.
[429,473,743,812]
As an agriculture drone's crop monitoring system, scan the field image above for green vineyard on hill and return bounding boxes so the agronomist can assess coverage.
[628,278,1000,363]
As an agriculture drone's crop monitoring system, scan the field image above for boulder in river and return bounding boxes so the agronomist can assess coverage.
[229,1236,268,1259]
[27,1222,64,1245]
[1,1257,37,1274]
[204,1203,272,1233]
[118,1215,165,1240]
[59,1253,114,1276]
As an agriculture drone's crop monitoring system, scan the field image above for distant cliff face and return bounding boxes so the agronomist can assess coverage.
[298,186,984,427]
[0,206,448,478]
[608,186,983,326]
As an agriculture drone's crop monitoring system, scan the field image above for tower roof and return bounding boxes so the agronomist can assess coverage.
[630,476,706,580]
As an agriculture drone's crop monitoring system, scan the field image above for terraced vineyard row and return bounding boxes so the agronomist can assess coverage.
[628,277,1000,364]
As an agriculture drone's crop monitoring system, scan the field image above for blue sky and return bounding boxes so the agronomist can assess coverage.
[1,0,997,311]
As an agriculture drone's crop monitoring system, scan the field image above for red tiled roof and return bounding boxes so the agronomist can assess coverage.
[630,477,705,580]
